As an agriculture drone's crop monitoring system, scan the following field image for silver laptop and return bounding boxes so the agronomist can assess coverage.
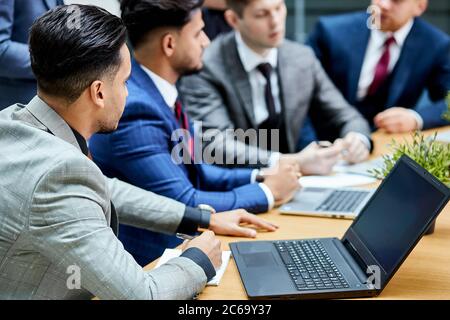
[279,187,375,219]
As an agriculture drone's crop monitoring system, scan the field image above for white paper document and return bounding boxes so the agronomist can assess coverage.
[155,249,232,286]
[333,157,384,177]
[436,130,450,143]
[299,173,377,188]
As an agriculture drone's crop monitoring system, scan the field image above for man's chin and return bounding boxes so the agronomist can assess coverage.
[181,65,203,77]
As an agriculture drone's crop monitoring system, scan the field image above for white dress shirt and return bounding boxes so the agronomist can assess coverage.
[357,20,423,128]
[141,64,275,209]
[235,32,282,126]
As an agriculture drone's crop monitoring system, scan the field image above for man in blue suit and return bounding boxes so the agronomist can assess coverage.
[308,0,449,133]
[89,0,300,266]
[0,0,64,110]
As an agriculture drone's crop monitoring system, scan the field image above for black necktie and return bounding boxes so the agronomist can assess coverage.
[257,63,279,128]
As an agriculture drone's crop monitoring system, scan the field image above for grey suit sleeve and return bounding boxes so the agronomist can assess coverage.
[28,158,207,300]
[181,72,274,168]
[308,50,372,141]
[106,177,187,235]
[0,0,35,79]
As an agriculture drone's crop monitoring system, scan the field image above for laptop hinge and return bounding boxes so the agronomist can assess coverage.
[338,239,369,284]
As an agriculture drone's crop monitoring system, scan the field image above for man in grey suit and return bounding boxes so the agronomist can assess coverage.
[179,0,373,176]
[0,5,276,300]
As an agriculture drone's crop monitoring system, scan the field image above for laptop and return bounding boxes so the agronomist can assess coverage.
[230,155,450,300]
[279,187,374,219]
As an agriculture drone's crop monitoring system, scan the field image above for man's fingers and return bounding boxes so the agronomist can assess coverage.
[239,212,279,232]
[318,144,343,159]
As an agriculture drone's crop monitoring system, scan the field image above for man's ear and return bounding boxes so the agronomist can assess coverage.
[415,0,428,16]
[89,80,106,109]
[224,9,240,30]
[161,32,176,58]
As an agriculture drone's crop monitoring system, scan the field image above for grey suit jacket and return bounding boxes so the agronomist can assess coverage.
[179,32,371,167]
[0,96,207,300]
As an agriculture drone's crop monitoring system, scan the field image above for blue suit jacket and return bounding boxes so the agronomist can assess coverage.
[0,0,63,110]
[89,60,269,266]
[308,12,450,129]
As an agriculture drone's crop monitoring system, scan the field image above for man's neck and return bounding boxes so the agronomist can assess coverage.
[38,93,95,141]
[239,33,272,57]
[134,50,179,85]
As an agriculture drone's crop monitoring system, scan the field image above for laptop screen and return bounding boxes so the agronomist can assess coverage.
[351,157,448,275]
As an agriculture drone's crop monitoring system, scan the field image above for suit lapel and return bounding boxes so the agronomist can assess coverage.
[347,18,371,104]
[44,0,55,10]
[224,35,257,128]
[25,96,81,152]
[386,20,419,107]
[277,43,297,151]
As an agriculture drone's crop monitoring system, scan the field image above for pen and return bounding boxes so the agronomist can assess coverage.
[317,141,349,157]
[176,233,195,241]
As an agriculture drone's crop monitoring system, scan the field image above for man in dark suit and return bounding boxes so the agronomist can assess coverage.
[203,0,231,40]
[89,0,298,266]
[0,0,64,110]
[179,0,373,176]
[308,0,450,133]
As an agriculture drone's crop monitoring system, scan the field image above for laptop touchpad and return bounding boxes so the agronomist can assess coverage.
[243,252,278,267]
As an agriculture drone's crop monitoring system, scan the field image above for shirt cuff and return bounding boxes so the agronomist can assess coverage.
[259,183,275,210]
[408,109,424,130]
[181,247,216,282]
[250,169,259,183]
[268,152,281,168]
[351,132,372,151]
[176,207,211,235]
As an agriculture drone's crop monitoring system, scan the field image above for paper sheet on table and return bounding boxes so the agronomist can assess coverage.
[333,157,384,177]
[299,173,377,188]
[155,249,231,286]
[436,130,450,143]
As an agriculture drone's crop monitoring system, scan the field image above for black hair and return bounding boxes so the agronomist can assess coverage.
[29,5,127,103]
[120,0,204,48]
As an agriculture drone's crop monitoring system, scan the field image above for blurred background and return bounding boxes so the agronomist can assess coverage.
[65,0,450,43]
[284,0,450,42]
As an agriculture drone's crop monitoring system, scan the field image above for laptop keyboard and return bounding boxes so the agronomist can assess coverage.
[316,190,369,212]
[275,240,350,291]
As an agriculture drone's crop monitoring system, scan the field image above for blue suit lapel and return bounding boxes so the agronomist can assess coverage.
[347,15,371,104]
[131,59,179,129]
[131,59,201,184]
[386,20,420,107]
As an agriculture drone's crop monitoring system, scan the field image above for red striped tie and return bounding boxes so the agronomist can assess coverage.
[174,100,194,158]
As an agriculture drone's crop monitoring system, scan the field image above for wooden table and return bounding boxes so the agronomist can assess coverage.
[146,127,450,300]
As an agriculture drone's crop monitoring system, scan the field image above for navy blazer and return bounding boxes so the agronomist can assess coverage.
[0,0,63,110]
[89,59,269,266]
[308,12,450,129]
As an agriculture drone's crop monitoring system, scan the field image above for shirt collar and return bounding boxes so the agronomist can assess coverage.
[140,64,179,108]
[235,32,278,73]
[371,19,414,48]
[70,128,89,156]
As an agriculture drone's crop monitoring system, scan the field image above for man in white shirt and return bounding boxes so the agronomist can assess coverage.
[309,0,450,133]
[180,0,373,176]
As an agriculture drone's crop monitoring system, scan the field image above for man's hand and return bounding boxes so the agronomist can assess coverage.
[288,141,343,176]
[335,132,370,164]
[374,107,419,133]
[184,230,222,269]
[262,159,301,206]
[209,209,279,238]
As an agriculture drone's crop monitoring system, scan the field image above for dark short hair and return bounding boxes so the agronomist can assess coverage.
[120,0,204,48]
[29,5,127,103]
[225,0,255,17]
